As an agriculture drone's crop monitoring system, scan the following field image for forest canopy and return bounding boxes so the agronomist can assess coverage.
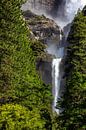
[0,0,52,129]
[0,0,86,130]
[54,7,86,130]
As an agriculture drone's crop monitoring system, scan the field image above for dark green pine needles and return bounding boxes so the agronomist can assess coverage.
[54,7,86,130]
[0,0,52,129]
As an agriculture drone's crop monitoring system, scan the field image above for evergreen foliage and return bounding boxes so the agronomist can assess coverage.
[0,0,52,129]
[0,104,45,130]
[1,0,86,129]
[56,8,86,130]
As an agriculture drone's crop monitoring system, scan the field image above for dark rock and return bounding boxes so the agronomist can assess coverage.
[23,10,60,44]
[83,5,86,16]
[22,0,64,17]
[23,10,61,85]
[37,59,52,85]
[36,53,54,85]
[63,23,71,38]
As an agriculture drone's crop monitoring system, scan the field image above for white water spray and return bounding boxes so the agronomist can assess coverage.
[55,0,86,27]
[52,47,64,113]
[52,58,61,113]
[52,0,86,114]
[22,0,86,114]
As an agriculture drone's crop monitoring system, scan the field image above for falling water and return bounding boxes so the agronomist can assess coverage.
[51,0,86,114]
[52,58,61,113]
[52,48,64,113]
[21,0,86,114]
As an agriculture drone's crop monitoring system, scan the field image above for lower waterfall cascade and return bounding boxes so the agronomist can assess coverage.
[52,58,62,113]
[50,0,86,114]
[52,47,64,113]
[22,0,86,114]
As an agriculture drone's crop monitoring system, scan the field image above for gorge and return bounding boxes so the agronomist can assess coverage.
[0,0,86,129]
[22,0,86,113]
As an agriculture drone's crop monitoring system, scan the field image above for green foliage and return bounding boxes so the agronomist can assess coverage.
[0,0,52,129]
[56,8,86,130]
[31,40,46,59]
[0,104,45,130]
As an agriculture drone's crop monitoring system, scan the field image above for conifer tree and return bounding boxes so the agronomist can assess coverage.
[0,0,52,129]
[56,7,86,130]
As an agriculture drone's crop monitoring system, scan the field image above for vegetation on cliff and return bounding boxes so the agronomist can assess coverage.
[55,7,86,130]
[23,10,60,44]
[0,0,52,129]
[1,0,86,129]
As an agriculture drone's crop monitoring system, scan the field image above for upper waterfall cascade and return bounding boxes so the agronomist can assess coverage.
[22,0,86,114]
[22,0,86,27]
[55,0,86,27]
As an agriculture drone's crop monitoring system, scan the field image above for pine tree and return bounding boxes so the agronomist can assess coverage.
[0,0,52,129]
[57,8,86,130]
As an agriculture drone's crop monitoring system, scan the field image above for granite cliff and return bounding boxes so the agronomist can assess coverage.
[22,0,64,17]
[23,10,61,84]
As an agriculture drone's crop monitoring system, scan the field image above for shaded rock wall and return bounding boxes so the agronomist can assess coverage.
[36,59,52,85]
[23,10,60,44]
[22,0,64,17]
[23,10,61,85]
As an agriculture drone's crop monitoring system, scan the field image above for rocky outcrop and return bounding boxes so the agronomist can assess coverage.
[23,10,61,85]
[22,0,64,17]
[23,10,60,44]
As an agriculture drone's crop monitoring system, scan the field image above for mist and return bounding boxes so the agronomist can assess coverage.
[21,0,86,114]
[21,0,86,28]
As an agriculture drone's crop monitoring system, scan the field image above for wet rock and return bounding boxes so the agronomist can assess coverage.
[83,5,86,16]
[22,0,64,17]
[23,10,60,44]
[23,10,61,85]
[36,58,52,85]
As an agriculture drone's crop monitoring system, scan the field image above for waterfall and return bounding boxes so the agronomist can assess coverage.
[51,0,86,114]
[22,0,86,114]
[55,0,86,27]
[52,58,61,113]
[52,47,64,113]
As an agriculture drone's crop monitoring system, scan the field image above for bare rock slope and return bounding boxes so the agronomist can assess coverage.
[23,10,61,84]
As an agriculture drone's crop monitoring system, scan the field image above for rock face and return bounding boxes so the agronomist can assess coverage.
[23,10,60,43]
[83,6,86,16]
[22,0,64,17]
[29,0,55,11]
[36,59,52,85]
[23,10,61,85]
